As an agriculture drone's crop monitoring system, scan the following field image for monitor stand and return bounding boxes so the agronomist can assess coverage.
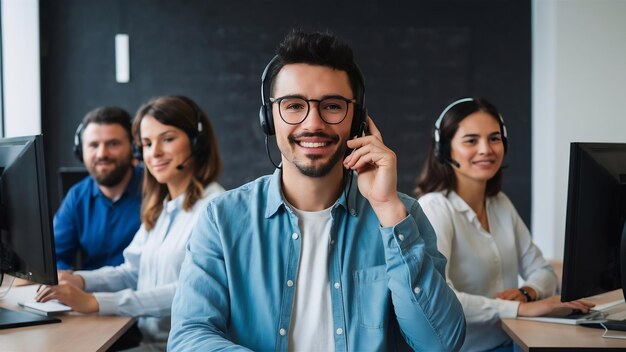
[0,273,60,329]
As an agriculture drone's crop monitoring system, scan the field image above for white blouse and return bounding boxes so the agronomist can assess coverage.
[78,182,225,347]
[419,191,557,352]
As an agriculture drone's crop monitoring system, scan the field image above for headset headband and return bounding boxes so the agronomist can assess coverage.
[434,98,474,142]
[434,97,508,141]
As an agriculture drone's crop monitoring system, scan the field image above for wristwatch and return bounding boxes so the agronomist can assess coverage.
[518,288,533,302]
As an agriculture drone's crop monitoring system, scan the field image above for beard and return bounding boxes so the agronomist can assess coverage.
[87,155,133,187]
[288,132,346,178]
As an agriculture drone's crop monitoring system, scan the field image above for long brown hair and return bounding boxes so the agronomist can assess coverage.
[415,97,505,198]
[132,95,222,230]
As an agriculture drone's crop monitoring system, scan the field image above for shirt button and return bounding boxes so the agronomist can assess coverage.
[334,282,340,289]
[330,239,335,245]
[292,233,299,240]
[350,208,356,216]
[279,328,286,336]
[336,328,343,335]
[413,286,421,295]
[398,234,405,241]
[287,280,294,287]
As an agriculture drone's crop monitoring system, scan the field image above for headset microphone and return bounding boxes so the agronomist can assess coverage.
[265,136,282,169]
[448,159,460,168]
[176,154,194,171]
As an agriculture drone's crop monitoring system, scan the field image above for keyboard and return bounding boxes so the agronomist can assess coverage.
[580,319,626,331]
[517,309,606,325]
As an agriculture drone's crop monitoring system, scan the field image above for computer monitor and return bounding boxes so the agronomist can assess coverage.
[0,135,60,328]
[561,142,626,303]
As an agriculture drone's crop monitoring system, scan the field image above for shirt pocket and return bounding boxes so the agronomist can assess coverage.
[354,265,390,329]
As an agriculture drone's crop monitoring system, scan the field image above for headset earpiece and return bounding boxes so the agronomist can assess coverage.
[259,56,279,136]
[349,64,367,139]
[73,123,84,163]
[433,128,443,163]
[172,96,209,162]
[259,103,275,136]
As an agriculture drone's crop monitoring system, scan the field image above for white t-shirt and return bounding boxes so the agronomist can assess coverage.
[288,205,335,352]
[419,191,557,352]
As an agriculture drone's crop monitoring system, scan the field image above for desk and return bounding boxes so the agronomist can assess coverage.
[502,290,626,351]
[0,285,135,352]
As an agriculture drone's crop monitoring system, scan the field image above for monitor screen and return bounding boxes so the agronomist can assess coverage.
[561,142,626,302]
[0,135,57,285]
[0,135,60,328]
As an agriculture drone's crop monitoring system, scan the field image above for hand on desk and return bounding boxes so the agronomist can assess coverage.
[517,295,595,317]
[35,278,99,314]
[496,286,537,302]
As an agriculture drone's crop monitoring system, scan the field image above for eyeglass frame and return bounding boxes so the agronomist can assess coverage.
[269,95,357,125]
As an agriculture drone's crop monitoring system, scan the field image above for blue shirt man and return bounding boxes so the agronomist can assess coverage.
[54,106,142,270]
[169,30,465,351]
[54,166,142,270]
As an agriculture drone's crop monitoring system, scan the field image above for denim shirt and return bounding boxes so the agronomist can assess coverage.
[169,170,465,352]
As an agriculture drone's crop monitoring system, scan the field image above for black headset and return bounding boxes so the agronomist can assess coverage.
[73,122,86,162]
[433,97,508,164]
[134,96,208,165]
[258,55,368,138]
[175,95,208,161]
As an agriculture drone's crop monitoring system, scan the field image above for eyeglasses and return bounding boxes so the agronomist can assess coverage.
[269,95,356,125]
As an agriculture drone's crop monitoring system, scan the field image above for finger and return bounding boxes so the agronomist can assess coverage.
[563,302,592,312]
[36,287,55,302]
[35,285,50,300]
[346,134,379,150]
[344,143,372,167]
[349,149,384,171]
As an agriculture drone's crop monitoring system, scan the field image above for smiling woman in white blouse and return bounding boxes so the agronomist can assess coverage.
[36,95,225,351]
[415,97,594,352]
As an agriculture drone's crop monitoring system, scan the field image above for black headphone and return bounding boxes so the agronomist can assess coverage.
[175,96,208,162]
[73,122,86,162]
[258,55,368,138]
[433,97,508,164]
[134,96,208,165]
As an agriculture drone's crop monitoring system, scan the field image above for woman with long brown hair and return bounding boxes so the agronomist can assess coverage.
[36,95,224,351]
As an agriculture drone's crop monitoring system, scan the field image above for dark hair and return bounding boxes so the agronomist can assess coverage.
[268,30,363,103]
[81,107,133,142]
[415,97,505,197]
[132,95,222,230]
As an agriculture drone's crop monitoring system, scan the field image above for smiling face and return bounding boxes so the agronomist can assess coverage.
[81,123,134,187]
[449,111,505,188]
[272,63,354,178]
[139,115,193,198]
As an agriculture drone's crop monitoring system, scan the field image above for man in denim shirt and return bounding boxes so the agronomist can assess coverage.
[169,30,465,351]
